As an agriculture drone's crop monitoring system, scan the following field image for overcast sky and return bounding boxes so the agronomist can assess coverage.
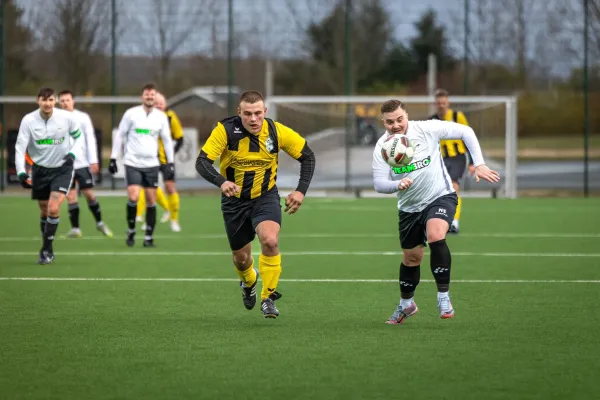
[15,0,588,76]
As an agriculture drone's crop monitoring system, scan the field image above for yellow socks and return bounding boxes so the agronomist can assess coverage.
[259,253,282,300]
[168,192,180,221]
[136,190,146,218]
[156,187,169,211]
[454,196,462,222]
[235,259,257,286]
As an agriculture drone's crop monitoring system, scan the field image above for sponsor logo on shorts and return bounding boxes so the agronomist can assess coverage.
[435,207,448,217]
[392,156,431,174]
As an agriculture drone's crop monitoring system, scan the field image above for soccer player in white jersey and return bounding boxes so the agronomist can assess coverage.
[372,99,499,324]
[109,83,174,248]
[15,87,85,264]
[58,90,113,239]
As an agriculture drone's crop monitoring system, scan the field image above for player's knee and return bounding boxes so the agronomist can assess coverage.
[427,229,447,243]
[165,182,176,194]
[260,236,279,253]
[83,190,95,203]
[403,251,423,266]
[232,252,252,269]
[67,191,76,203]
[47,202,60,217]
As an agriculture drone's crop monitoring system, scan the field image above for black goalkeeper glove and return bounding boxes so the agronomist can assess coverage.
[18,173,33,189]
[162,163,176,181]
[108,159,118,175]
[63,153,75,167]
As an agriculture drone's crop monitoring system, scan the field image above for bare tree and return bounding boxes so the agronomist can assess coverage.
[34,0,112,93]
[129,0,218,91]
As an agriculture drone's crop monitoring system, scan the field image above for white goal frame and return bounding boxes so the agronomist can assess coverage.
[266,95,518,199]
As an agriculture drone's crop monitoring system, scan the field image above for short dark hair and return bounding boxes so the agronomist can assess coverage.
[142,82,157,93]
[58,89,73,98]
[37,87,55,100]
[434,89,449,98]
[239,90,264,104]
[380,99,406,114]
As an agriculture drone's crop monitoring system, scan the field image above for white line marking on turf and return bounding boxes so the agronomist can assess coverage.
[1,232,599,242]
[1,277,599,284]
[1,251,599,257]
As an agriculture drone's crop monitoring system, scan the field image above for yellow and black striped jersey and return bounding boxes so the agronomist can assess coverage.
[430,109,470,158]
[158,109,184,164]
[200,116,307,200]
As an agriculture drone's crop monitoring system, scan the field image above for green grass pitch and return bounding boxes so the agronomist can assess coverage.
[1,194,599,400]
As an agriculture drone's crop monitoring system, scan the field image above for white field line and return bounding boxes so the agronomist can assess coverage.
[0,277,599,284]
[1,232,599,242]
[1,251,599,257]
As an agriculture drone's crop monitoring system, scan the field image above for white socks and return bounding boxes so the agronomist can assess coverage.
[400,298,413,309]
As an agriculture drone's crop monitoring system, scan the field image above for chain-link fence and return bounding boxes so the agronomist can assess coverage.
[1,0,599,193]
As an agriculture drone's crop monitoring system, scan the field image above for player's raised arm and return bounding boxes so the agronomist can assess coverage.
[159,113,174,163]
[436,120,500,183]
[277,123,316,196]
[195,123,229,189]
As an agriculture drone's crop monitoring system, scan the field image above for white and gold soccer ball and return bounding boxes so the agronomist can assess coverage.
[381,134,415,167]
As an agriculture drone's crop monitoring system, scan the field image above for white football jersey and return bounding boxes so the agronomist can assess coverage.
[15,108,83,175]
[70,109,98,169]
[372,120,485,212]
[111,105,173,168]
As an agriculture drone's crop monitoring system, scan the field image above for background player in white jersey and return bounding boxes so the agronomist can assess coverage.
[372,99,499,324]
[14,87,84,264]
[58,90,113,239]
[109,83,174,248]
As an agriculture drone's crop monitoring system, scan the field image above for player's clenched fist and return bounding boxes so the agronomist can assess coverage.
[220,181,240,197]
[397,178,413,191]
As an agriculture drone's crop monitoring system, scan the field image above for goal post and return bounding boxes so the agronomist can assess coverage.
[267,95,518,199]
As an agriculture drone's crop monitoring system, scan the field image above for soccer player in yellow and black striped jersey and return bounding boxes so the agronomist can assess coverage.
[196,90,315,319]
[137,92,185,231]
[430,89,475,234]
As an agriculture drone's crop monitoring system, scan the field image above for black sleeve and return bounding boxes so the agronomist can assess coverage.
[295,143,315,195]
[174,138,184,153]
[195,150,226,188]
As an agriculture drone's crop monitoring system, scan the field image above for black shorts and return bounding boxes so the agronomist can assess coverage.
[125,165,159,188]
[398,193,458,249]
[443,154,468,183]
[31,164,74,201]
[159,163,175,182]
[222,188,282,251]
[73,167,94,190]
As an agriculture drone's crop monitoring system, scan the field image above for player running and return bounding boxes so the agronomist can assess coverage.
[372,99,499,324]
[196,90,316,319]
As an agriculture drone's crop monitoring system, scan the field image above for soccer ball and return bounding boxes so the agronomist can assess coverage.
[381,134,415,167]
